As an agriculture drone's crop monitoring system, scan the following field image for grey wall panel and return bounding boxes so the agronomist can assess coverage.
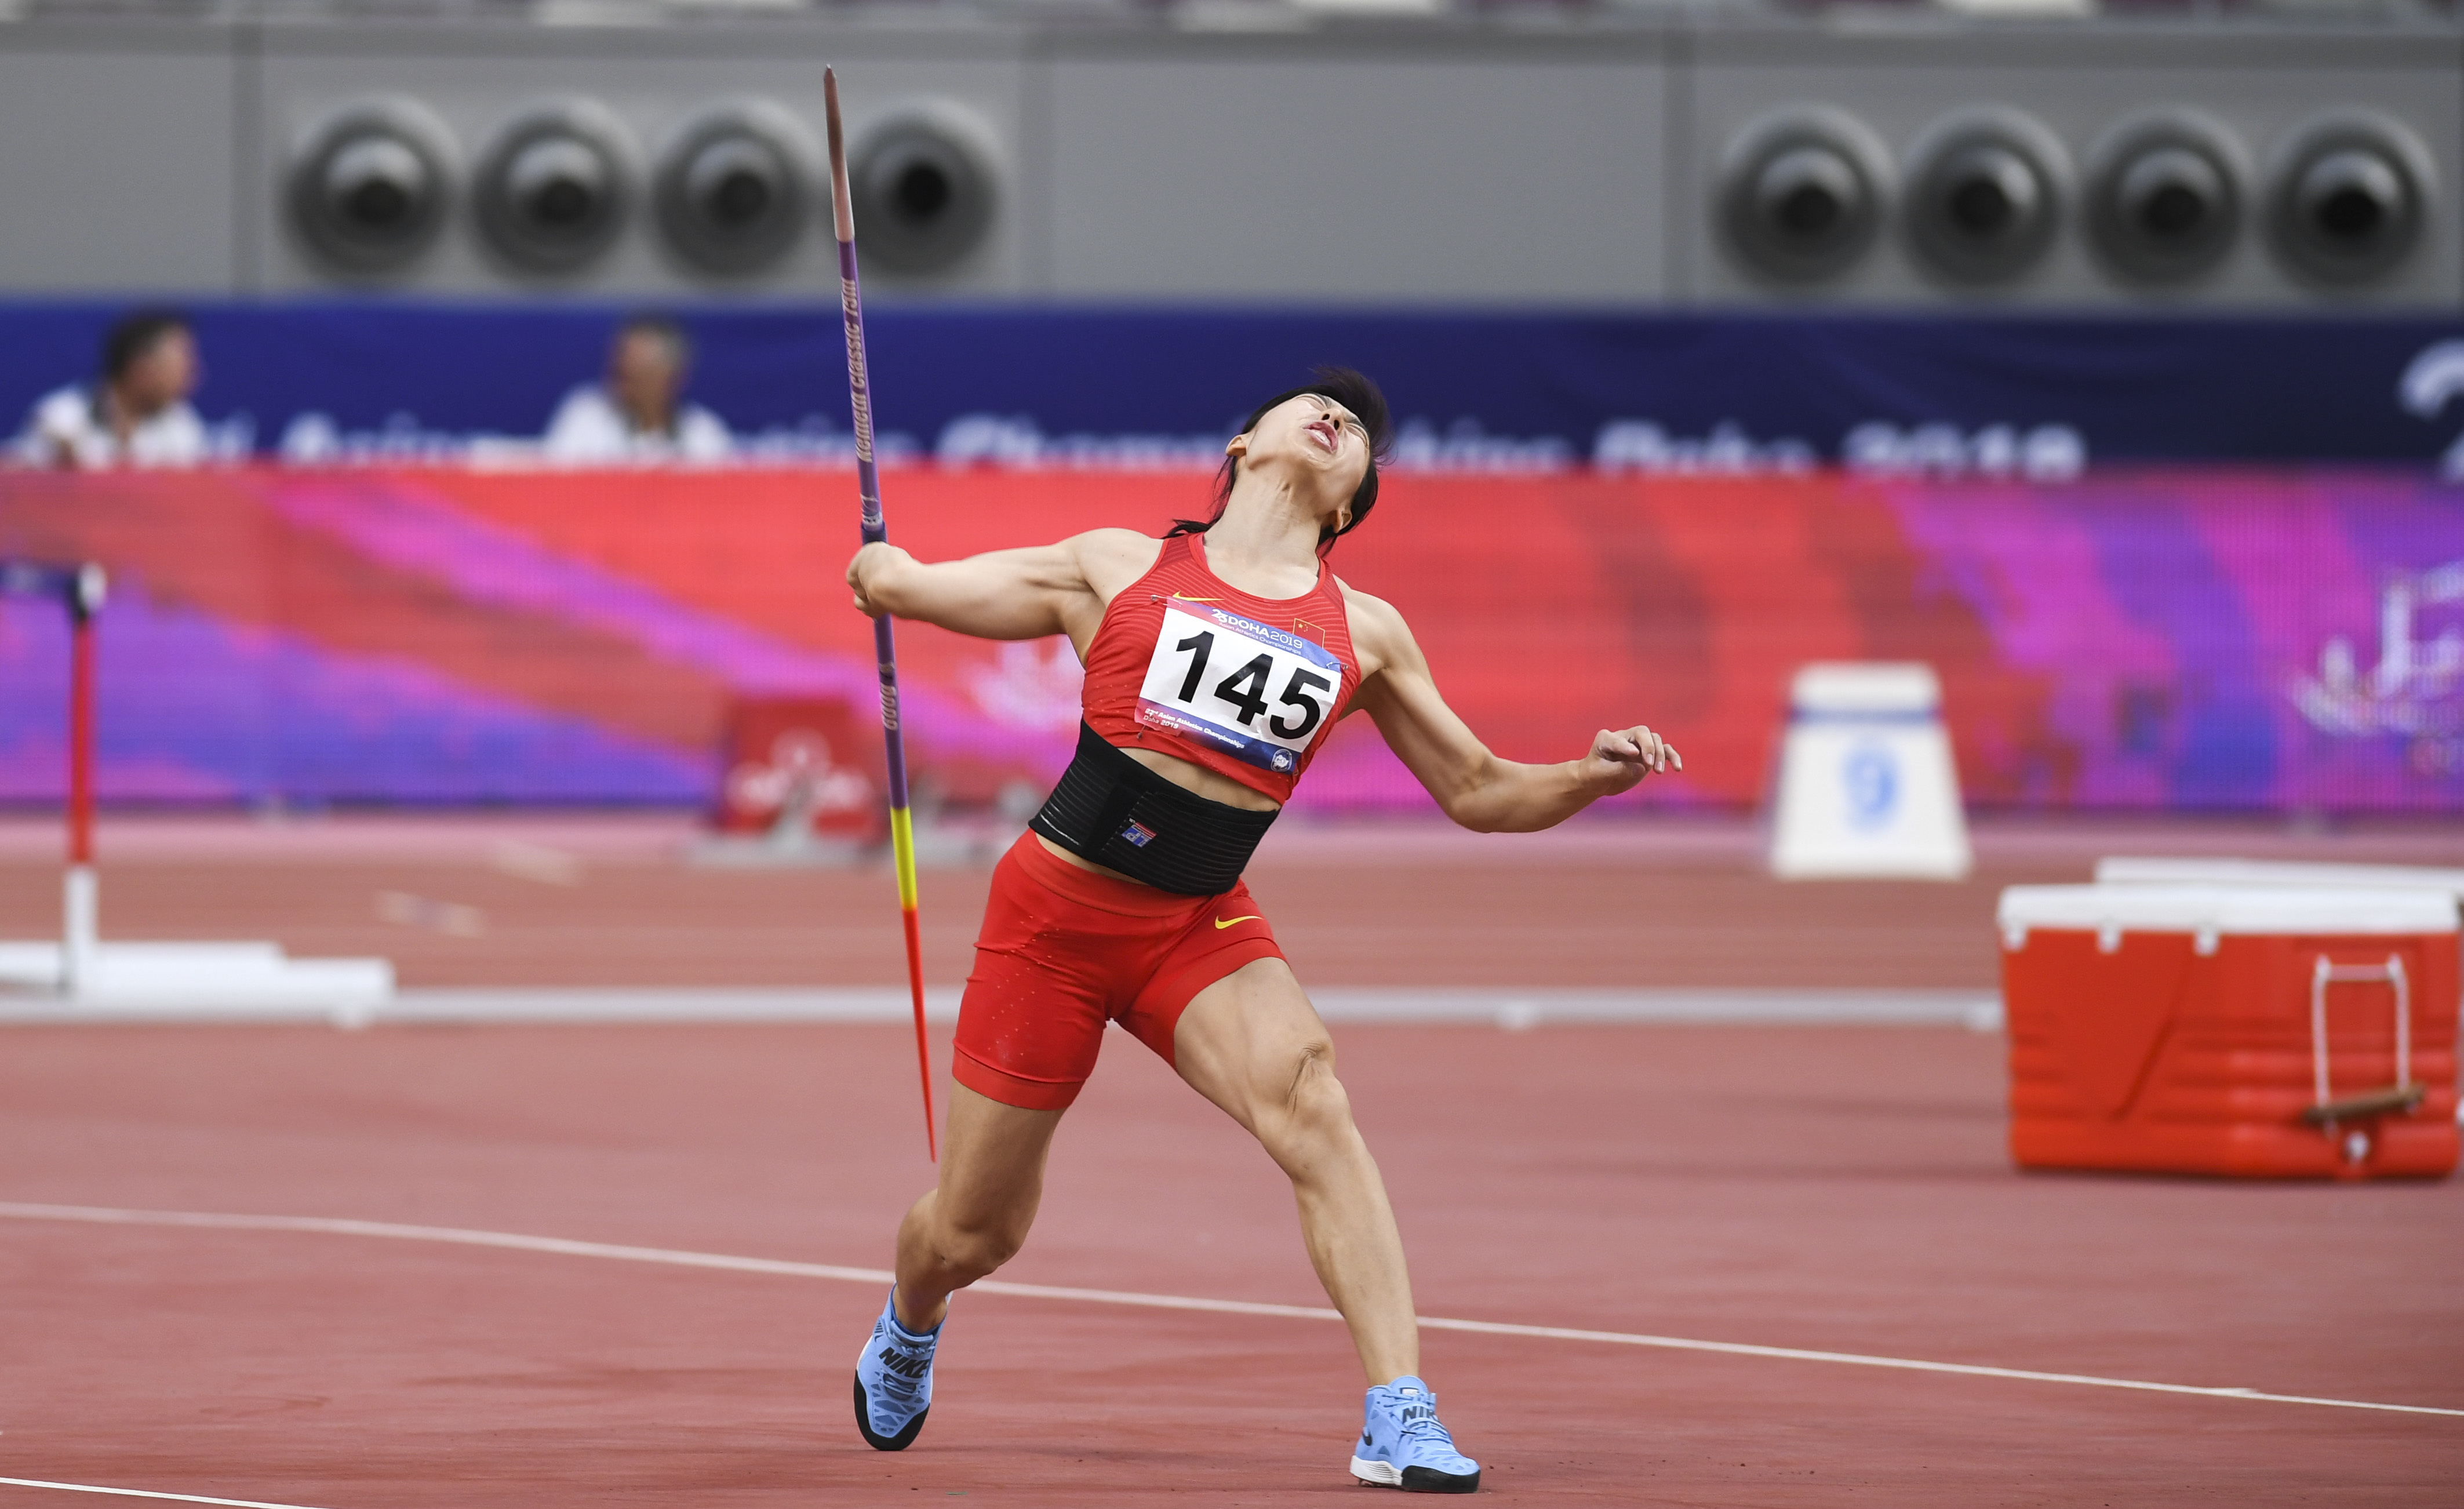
[254,24,1029,299]
[1686,28,2464,310]
[1,14,2459,311]
[0,28,239,293]
[1047,49,1668,303]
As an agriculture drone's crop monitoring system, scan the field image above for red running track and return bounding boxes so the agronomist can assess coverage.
[0,1022,2457,1507]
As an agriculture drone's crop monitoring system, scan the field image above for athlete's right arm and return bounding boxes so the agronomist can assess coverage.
[846,529,1160,648]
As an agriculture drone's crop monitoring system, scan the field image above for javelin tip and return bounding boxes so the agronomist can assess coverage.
[824,69,854,245]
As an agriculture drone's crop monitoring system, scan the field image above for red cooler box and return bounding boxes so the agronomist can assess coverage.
[1999,885,2459,1179]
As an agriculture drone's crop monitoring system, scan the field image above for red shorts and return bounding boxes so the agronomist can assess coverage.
[952,831,1283,1111]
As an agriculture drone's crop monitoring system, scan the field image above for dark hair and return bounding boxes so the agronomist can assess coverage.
[617,314,691,366]
[101,311,190,383]
[1168,366,1393,557]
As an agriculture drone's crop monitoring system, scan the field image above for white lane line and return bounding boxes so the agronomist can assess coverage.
[0,1478,338,1509]
[0,1201,892,1283]
[0,986,1999,1028]
[4,1200,2457,1421]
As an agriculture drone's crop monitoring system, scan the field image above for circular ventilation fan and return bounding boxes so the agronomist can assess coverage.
[474,101,634,273]
[850,109,997,276]
[655,101,816,277]
[287,99,454,274]
[1904,109,2067,284]
[2267,111,2434,286]
[2086,112,2245,284]
[1717,108,1892,283]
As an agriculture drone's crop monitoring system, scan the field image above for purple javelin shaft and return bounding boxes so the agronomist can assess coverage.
[827,66,934,1163]
[836,234,912,814]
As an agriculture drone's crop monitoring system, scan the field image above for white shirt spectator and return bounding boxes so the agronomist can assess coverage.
[541,384,733,466]
[16,383,209,469]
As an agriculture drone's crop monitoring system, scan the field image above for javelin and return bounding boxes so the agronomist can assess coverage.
[825,67,936,1163]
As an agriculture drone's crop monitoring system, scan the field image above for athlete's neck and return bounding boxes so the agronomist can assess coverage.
[1202,478,1330,600]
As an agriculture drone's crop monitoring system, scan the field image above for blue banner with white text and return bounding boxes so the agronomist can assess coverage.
[9,300,2464,477]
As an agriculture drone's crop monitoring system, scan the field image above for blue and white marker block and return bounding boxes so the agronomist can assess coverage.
[1770,663,1972,880]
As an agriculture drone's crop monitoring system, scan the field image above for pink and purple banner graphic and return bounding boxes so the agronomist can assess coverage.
[0,466,2454,814]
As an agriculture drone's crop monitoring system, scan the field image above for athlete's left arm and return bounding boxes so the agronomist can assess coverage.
[1344,589,1680,834]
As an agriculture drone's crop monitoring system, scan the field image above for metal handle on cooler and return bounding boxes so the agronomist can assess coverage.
[2301,954,2426,1126]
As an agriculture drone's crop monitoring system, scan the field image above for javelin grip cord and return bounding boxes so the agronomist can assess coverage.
[827,67,937,1163]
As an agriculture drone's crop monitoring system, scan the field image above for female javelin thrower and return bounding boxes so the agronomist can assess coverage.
[845,368,1679,1493]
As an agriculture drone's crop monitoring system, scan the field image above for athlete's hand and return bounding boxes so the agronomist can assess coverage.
[846,542,911,617]
[1582,725,1681,792]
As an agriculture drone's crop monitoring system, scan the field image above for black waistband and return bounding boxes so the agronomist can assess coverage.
[1027,723,1279,896]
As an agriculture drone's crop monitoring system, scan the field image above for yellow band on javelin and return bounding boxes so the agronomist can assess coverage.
[890,805,920,910]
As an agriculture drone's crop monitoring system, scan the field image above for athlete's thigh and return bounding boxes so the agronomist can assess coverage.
[1169,955,1335,1138]
[932,1081,1065,1236]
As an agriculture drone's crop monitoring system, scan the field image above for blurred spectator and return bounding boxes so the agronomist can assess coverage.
[541,315,733,465]
[14,311,208,469]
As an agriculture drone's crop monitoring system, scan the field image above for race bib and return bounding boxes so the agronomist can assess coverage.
[1135,602,1342,775]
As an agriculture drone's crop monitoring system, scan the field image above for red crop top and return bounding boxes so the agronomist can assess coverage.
[1079,533,1362,803]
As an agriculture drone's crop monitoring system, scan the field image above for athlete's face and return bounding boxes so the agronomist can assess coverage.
[1228,394,1371,519]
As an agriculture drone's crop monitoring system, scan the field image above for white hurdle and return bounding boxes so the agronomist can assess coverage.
[0,560,393,1025]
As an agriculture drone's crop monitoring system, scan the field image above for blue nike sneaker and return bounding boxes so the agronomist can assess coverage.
[852,1288,939,1451]
[1351,1375,1480,1493]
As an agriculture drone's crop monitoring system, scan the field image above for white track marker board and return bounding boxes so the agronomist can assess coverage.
[1770,663,1972,881]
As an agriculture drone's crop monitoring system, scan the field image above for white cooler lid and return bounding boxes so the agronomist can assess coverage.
[2095,856,2464,899]
[1999,883,2459,937]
